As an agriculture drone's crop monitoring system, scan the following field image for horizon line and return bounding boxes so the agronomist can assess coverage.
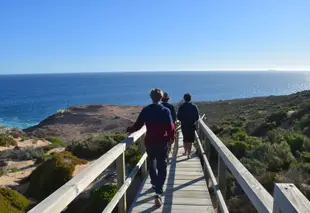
[2,70,310,76]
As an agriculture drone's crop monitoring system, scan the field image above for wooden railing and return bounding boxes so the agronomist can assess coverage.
[28,126,148,213]
[196,116,310,213]
[28,114,310,213]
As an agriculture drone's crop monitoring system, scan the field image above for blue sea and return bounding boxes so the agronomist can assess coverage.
[1,71,310,129]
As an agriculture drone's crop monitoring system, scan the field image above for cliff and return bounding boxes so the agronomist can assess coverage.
[24,105,142,142]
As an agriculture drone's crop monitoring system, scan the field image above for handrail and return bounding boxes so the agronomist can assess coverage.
[198,119,274,213]
[195,131,229,213]
[273,183,310,213]
[28,126,147,213]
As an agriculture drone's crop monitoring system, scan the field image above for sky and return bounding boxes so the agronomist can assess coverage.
[0,0,310,74]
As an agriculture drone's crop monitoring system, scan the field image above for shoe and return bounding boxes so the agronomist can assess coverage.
[183,152,187,156]
[155,194,162,208]
[187,154,191,159]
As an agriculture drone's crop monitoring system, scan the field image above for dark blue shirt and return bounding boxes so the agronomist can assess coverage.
[162,102,177,123]
[128,104,175,145]
[177,102,199,127]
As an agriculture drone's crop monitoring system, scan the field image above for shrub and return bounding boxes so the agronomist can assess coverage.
[0,148,44,161]
[226,141,249,159]
[34,154,52,165]
[267,128,286,144]
[125,143,142,169]
[66,184,118,213]
[259,172,284,193]
[284,132,310,156]
[46,137,66,147]
[83,184,118,213]
[240,157,266,175]
[245,142,295,172]
[67,133,127,160]
[250,122,276,137]
[0,188,30,213]
[9,129,26,139]
[227,195,256,213]
[291,162,310,174]
[0,134,17,147]
[10,168,20,173]
[0,168,6,177]
[26,151,87,201]
[301,152,310,163]
[244,136,263,149]
[300,114,310,130]
[266,111,288,125]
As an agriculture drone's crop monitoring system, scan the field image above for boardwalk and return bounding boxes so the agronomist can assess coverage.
[129,130,215,213]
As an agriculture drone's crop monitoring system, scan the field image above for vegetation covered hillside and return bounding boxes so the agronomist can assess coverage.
[196,90,310,212]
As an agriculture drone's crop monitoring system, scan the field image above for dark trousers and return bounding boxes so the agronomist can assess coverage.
[146,143,169,195]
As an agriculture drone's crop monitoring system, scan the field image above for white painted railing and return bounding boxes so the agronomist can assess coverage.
[28,126,147,213]
[197,117,310,213]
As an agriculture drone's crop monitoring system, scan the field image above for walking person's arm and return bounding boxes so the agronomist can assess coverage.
[126,109,146,133]
[166,110,176,144]
[171,105,177,123]
[177,105,183,123]
[194,105,199,122]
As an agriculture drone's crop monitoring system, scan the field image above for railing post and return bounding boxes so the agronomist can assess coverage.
[217,155,227,213]
[116,152,126,213]
[273,183,310,213]
[139,139,148,179]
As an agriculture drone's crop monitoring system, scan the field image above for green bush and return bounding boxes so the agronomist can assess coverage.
[245,142,295,172]
[227,141,249,159]
[291,162,310,173]
[10,168,20,173]
[0,188,30,213]
[67,133,127,160]
[284,132,310,156]
[34,154,52,165]
[240,157,266,175]
[259,172,284,193]
[125,143,142,169]
[250,122,276,137]
[46,137,66,147]
[0,168,6,177]
[66,133,141,168]
[0,148,44,161]
[89,184,117,211]
[68,184,118,213]
[266,111,288,125]
[244,136,263,149]
[0,134,17,147]
[26,151,87,201]
[300,114,310,129]
[301,152,310,163]
[267,128,286,144]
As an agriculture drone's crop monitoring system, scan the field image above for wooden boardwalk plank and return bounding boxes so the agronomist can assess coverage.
[129,130,215,213]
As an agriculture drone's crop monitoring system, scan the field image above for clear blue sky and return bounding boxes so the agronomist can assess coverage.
[1,0,310,74]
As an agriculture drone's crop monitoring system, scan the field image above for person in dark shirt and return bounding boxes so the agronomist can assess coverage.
[161,92,177,155]
[177,93,199,158]
[127,88,175,207]
[161,92,177,123]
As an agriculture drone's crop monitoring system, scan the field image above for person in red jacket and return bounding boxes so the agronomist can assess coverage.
[127,88,175,207]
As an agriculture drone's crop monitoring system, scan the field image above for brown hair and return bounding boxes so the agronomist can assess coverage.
[150,88,163,103]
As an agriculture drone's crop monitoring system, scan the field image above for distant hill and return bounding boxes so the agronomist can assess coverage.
[24,105,142,142]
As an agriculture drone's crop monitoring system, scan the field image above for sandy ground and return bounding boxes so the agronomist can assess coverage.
[0,138,49,151]
[0,160,35,193]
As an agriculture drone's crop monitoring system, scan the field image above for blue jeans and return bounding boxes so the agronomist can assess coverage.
[146,143,169,195]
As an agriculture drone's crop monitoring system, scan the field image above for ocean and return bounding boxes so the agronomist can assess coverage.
[1,71,310,129]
